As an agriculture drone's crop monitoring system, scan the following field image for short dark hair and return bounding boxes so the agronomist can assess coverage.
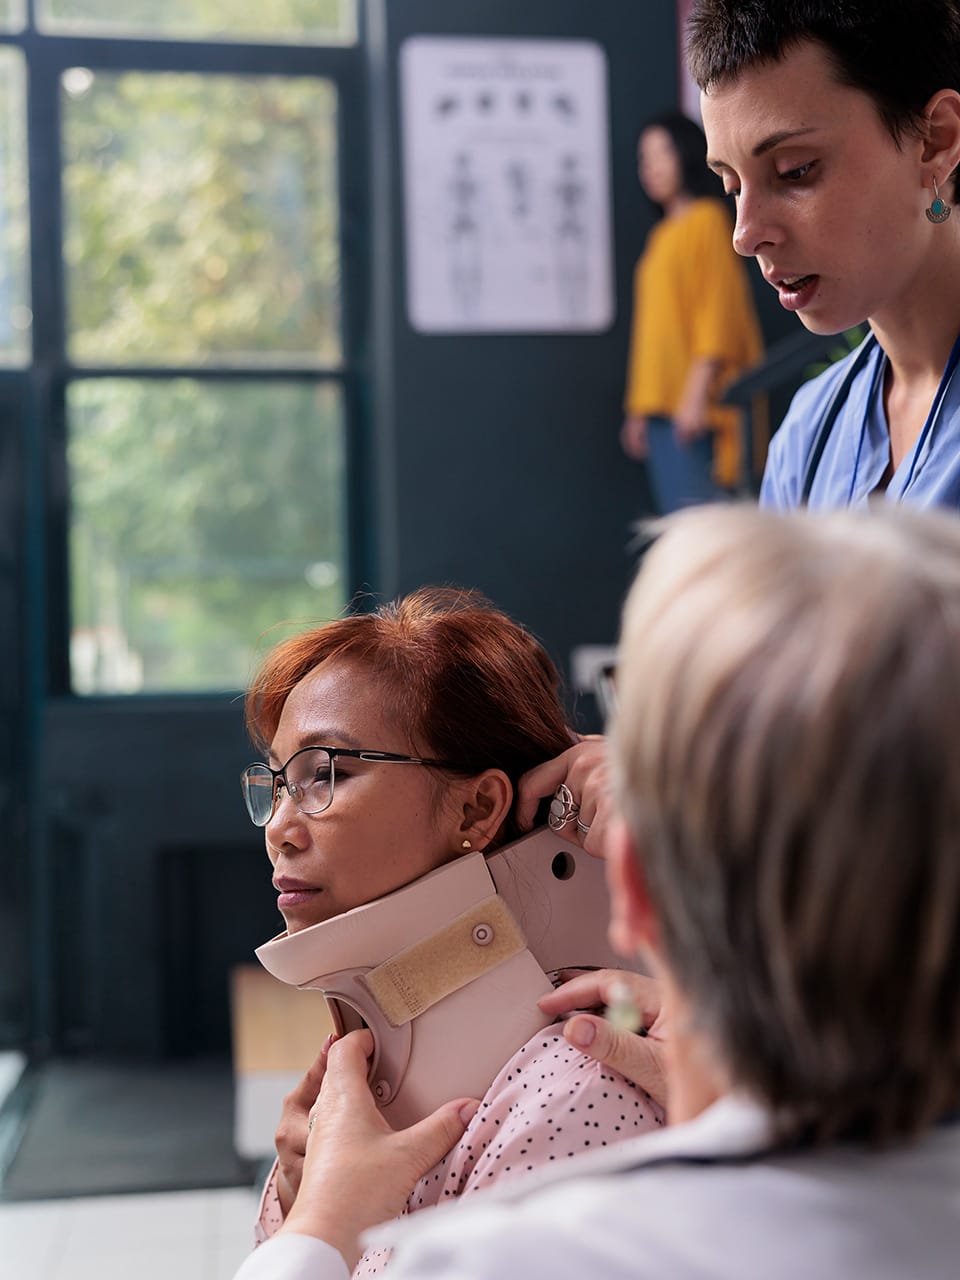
[687,0,960,152]
[640,111,724,203]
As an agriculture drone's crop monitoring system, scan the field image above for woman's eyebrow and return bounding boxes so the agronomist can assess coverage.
[707,126,820,170]
[267,730,364,764]
[752,126,819,156]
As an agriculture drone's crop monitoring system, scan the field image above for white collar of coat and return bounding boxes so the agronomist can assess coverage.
[363,1092,775,1252]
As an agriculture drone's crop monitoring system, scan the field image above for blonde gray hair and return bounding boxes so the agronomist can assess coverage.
[613,503,960,1144]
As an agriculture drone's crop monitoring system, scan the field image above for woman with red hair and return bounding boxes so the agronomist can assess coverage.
[242,587,663,1276]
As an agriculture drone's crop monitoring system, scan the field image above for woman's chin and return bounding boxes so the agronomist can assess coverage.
[793,295,869,338]
[281,901,332,934]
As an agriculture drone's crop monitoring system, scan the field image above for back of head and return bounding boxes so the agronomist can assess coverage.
[246,586,572,845]
[613,503,960,1145]
[687,1,960,181]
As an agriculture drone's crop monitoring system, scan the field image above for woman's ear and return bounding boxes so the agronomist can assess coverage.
[605,816,660,958]
[456,769,513,851]
[921,89,960,178]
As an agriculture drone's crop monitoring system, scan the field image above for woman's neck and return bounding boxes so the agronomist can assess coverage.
[661,983,730,1126]
[870,237,960,388]
[868,240,960,469]
[664,192,694,220]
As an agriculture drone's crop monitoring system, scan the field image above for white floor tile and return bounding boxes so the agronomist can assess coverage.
[58,1188,210,1253]
[0,1186,257,1280]
[49,1240,208,1280]
[209,1185,260,1245]
[0,1199,72,1280]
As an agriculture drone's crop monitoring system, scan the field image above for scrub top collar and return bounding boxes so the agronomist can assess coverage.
[849,336,960,506]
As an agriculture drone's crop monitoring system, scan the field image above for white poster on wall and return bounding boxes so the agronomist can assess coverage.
[399,36,614,333]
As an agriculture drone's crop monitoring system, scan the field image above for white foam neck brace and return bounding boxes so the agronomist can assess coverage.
[256,827,629,1128]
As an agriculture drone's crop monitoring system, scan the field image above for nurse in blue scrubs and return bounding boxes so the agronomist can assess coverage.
[513,1,960,1100]
[692,1,960,510]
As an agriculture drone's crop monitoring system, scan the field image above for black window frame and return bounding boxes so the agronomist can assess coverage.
[3,4,371,700]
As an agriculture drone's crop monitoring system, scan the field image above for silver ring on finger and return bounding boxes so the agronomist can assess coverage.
[548,783,580,831]
[576,818,591,835]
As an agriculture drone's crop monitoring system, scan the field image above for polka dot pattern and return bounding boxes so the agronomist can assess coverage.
[253,1164,283,1245]
[254,1008,664,1277]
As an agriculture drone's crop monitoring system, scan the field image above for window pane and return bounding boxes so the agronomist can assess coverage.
[0,0,26,32]
[39,0,355,44]
[68,379,347,694]
[0,47,30,365]
[62,72,341,367]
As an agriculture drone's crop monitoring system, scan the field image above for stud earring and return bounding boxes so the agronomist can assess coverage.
[461,839,472,850]
[926,176,952,224]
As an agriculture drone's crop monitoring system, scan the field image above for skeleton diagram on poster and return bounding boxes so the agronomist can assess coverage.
[400,37,614,333]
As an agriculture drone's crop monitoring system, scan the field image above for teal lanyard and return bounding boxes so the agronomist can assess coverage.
[801,336,877,505]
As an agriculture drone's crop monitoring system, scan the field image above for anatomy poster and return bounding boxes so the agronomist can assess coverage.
[400,37,614,333]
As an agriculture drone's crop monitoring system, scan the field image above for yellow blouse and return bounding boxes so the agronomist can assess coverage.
[624,198,763,488]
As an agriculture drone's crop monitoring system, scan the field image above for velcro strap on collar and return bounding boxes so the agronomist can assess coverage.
[361,894,526,1027]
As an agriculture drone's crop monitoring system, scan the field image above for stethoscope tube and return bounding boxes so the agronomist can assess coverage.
[800,335,878,505]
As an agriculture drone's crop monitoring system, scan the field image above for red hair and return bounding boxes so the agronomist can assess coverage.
[245,588,573,845]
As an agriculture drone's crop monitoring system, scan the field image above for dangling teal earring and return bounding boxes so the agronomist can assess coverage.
[926,176,952,224]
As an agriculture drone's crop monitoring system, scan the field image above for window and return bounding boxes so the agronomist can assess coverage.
[5,6,364,694]
[38,0,355,45]
[0,46,29,364]
[62,70,341,366]
[68,379,345,692]
[0,1,25,33]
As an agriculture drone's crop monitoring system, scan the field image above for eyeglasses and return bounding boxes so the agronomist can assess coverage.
[240,744,460,827]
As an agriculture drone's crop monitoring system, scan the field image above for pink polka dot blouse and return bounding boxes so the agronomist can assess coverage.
[254,1025,664,1277]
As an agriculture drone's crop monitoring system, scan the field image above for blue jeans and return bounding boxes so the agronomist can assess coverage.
[645,416,723,514]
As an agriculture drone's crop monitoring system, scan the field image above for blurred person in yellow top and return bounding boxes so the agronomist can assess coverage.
[621,112,763,511]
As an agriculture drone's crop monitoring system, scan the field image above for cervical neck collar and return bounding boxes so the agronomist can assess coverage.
[256,827,628,1128]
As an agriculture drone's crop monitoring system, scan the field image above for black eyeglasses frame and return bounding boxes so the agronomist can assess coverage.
[240,743,462,826]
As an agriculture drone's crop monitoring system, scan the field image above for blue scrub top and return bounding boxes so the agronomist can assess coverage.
[760,334,960,510]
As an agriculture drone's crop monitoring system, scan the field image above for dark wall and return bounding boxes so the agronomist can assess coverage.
[367,0,679,718]
[38,700,272,1057]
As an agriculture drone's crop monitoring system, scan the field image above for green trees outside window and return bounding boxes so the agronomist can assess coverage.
[59,65,351,693]
[38,0,354,44]
[68,379,346,693]
[4,11,358,695]
[0,2,25,33]
[62,71,341,366]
